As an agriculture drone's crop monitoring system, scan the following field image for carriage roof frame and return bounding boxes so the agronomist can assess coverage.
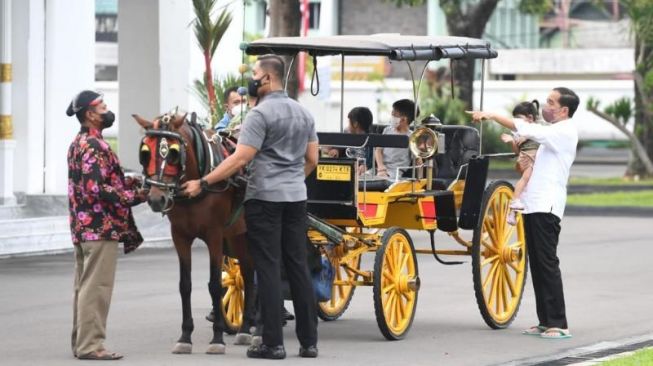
[245,34,498,61]
[245,33,495,155]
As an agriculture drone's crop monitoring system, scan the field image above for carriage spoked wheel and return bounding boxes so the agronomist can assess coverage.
[373,227,419,340]
[221,256,244,335]
[472,180,528,329]
[317,246,362,321]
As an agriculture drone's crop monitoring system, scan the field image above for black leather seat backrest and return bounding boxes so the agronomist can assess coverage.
[369,124,386,135]
[317,132,408,149]
[434,125,480,181]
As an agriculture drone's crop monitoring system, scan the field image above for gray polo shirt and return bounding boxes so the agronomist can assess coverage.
[238,91,318,202]
[381,125,412,179]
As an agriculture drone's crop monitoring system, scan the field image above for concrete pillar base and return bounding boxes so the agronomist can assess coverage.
[0,139,17,206]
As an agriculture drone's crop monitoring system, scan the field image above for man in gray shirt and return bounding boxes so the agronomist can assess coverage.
[182,54,319,359]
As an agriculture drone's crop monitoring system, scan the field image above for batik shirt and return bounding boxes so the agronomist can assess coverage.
[67,127,144,253]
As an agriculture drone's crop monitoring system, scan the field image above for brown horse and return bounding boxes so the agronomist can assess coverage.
[133,111,255,354]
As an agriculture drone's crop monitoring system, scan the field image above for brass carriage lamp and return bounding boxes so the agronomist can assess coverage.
[409,126,439,190]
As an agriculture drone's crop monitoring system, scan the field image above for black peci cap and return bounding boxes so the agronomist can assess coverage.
[66,90,103,117]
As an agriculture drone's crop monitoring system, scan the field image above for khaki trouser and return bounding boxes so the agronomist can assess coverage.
[71,240,118,357]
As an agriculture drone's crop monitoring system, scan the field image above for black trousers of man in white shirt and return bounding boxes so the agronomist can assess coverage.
[523,212,568,329]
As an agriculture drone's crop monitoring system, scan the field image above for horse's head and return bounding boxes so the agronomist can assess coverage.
[133,110,193,213]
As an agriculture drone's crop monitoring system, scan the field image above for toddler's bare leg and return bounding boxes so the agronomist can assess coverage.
[514,166,533,199]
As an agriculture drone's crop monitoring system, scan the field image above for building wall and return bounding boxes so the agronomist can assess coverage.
[340,0,427,79]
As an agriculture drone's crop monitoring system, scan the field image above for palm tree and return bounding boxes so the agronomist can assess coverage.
[192,0,233,123]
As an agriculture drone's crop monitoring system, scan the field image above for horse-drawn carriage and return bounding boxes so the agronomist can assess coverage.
[219,34,527,341]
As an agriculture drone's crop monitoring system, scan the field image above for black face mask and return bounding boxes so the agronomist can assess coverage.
[101,111,115,129]
[248,75,268,98]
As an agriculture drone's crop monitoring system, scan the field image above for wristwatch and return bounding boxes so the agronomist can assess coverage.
[199,178,209,191]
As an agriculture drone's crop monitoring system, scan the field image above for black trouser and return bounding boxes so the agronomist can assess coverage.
[245,199,318,348]
[523,212,568,329]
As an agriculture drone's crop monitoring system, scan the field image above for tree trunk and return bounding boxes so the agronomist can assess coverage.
[442,0,501,110]
[268,0,301,99]
[203,50,217,124]
[631,35,653,177]
[588,107,653,175]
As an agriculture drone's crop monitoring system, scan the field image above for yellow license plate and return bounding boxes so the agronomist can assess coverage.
[317,164,351,181]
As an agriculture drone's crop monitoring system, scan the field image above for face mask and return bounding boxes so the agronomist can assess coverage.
[248,76,265,98]
[391,116,401,128]
[230,105,245,117]
[100,111,115,128]
[542,105,558,123]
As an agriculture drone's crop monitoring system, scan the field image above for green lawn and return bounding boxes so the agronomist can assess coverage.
[489,159,517,170]
[106,137,118,152]
[600,347,653,365]
[567,190,653,207]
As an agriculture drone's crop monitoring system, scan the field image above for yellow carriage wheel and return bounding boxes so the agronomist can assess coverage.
[221,256,244,334]
[472,181,527,329]
[373,228,419,340]
[317,250,361,321]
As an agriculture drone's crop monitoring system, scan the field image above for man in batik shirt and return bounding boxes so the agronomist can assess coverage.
[66,90,147,360]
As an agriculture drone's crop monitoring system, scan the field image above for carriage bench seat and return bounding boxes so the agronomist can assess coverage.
[318,132,409,193]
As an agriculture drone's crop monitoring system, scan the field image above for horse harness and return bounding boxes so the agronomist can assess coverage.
[139,112,246,216]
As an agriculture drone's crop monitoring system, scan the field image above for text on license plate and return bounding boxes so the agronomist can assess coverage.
[317,164,351,181]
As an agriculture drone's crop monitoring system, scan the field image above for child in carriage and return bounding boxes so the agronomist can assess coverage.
[501,100,545,225]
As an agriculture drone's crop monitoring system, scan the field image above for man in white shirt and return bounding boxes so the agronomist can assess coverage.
[467,87,580,339]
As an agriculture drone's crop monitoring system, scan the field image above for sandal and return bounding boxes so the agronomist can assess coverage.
[77,350,124,360]
[521,325,546,335]
[540,327,572,339]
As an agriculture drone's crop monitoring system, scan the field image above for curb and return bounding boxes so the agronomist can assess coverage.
[499,333,653,366]
[568,184,653,194]
[566,205,653,217]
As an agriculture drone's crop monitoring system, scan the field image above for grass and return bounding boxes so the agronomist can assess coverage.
[600,347,653,365]
[489,158,517,170]
[106,137,118,152]
[569,177,653,186]
[567,190,653,207]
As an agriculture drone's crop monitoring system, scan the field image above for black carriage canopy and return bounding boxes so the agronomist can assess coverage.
[244,34,497,61]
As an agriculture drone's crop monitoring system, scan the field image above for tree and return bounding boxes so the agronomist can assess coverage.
[388,0,549,109]
[268,0,301,99]
[588,0,653,177]
[587,97,653,175]
[192,0,233,124]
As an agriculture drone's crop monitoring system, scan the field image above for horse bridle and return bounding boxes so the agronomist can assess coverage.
[140,113,235,214]
[139,115,189,213]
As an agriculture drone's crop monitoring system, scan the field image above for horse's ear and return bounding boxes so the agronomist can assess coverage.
[132,114,154,130]
[170,113,185,129]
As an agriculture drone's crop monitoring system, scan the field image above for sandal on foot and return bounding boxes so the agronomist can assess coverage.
[77,350,124,360]
[540,328,572,339]
[522,325,546,335]
[509,199,525,211]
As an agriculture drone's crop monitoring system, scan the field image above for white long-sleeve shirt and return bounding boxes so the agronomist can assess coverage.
[513,118,578,219]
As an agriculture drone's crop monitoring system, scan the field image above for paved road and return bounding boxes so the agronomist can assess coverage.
[1,215,652,366]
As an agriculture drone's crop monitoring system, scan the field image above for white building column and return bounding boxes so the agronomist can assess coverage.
[0,0,16,205]
[427,0,447,36]
[42,0,95,194]
[119,0,191,171]
[12,0,45,195]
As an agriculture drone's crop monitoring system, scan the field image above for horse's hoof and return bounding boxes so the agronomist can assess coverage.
[234,333,252,345]
[206,343,226,354]
[251,335,262,347]
[172,342,192,354]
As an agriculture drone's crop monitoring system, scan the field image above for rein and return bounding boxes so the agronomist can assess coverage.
[141,114,239,214]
